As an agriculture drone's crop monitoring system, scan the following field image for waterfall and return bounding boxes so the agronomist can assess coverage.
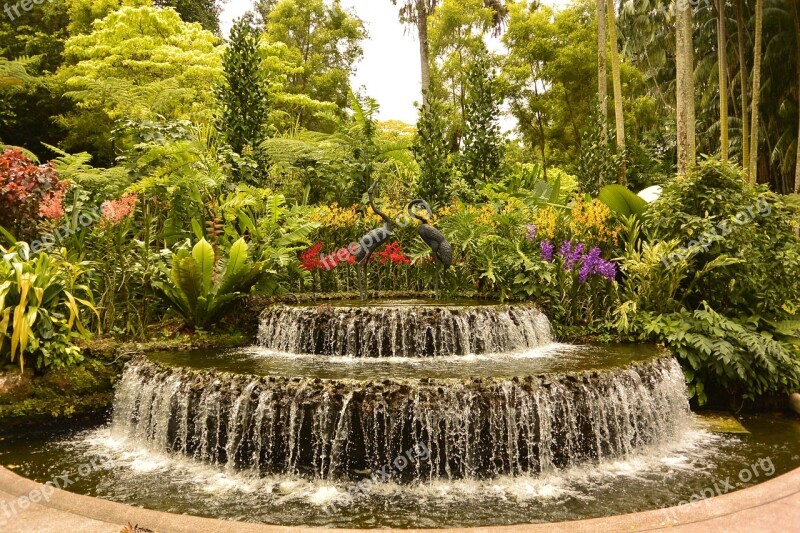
[256,304,553,357]
[111,356,690,481]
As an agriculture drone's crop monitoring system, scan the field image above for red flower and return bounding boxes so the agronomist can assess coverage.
[372,241,411,265]
[300,242,324,271]
[100,193,138,226]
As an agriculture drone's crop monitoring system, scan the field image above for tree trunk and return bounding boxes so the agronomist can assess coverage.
[597,0,608,145]
[416,0,432,109]
[748,0,763,183]
[794,1,800,193]
[607,0,626,184]
[716,0,729,163]
[675,1,696,176]
[735,0,750,178]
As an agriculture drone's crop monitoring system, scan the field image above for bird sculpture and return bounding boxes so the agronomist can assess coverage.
[354,181,394,300]
[408,199,453,298]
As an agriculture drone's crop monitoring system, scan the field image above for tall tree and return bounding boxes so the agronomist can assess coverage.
[260,0,366,131]
[155,0,222,35]
[393,0,439,109]
[461,51,504,187]
[413,94,453,205]
[715,0,729,163]
[748,0,763,183]
[794,0,800,193]
[597,0,608,146]
[735,0,749,178]
[215,18,270,154]
[675,1,696,176]
[607,0,625,183]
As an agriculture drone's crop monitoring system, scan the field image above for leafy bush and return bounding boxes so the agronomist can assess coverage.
[647,159,800,320]
[615,159,800,403]
[0,243,98,371]
[153,238,265,329]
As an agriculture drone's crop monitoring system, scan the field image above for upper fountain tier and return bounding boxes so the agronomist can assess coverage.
[256,301,553,357]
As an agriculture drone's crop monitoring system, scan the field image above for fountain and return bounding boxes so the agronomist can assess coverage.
[110,301,691,483]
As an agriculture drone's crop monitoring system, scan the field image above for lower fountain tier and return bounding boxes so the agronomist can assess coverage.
[112,354,690,481]
[256,301,553,357]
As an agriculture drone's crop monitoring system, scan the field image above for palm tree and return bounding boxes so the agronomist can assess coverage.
[715,0,729,163]
[794,0,800,193]
[748,0,763,183]
[597,0,608,146]
[607,0,626,183]
[392,0,439,109]
[675,1,696,176]
[735,0,750,178]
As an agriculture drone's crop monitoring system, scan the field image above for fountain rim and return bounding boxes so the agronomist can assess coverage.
[135,348,676,386]
[261,299,545,311]
[1,461,797,531]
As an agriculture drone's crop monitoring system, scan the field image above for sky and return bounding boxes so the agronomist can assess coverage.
[219,0,570,125]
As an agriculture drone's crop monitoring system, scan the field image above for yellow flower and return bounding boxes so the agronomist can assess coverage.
[567,196,618,246]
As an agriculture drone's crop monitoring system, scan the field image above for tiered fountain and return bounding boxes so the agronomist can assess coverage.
[111,300,691,483]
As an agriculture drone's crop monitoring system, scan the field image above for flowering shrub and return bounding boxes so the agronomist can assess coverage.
[38,187,67,220]
[100,193,138,226]
[0,148,68,238]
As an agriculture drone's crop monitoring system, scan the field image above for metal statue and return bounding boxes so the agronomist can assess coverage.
[408,199,452,297]
[355,181,394,299]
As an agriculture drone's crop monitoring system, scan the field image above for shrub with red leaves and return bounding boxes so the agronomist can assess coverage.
[0,148,67,239]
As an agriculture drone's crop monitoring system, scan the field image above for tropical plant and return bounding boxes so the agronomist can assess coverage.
[624,305,800,405]
[647,159,800,319]
[153,237,265,329]
[0,242,98,371]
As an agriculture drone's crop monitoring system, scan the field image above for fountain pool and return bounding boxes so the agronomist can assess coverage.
[1,301,797,529]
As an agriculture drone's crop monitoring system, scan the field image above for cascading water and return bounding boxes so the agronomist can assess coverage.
[110,301,691,483]
[256,303,553,357]
[113,357,688,479]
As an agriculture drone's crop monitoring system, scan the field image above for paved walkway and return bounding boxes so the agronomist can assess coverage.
[0,465,798,532]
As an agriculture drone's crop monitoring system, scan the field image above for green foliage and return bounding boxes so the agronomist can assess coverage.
[260,0,366,131]
[575,104,625,195]
[153,238,265,329]
[0,243,98,371]
[56,5,222,154]
[413,95,453,205]
[155,0,222,34]
[598,184,648,217]
[215,17,270,155]
[648,159,800,319]
[625,305,800,405]
[461,51,504,188]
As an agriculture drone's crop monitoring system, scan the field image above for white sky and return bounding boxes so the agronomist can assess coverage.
[220,0,571,124]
